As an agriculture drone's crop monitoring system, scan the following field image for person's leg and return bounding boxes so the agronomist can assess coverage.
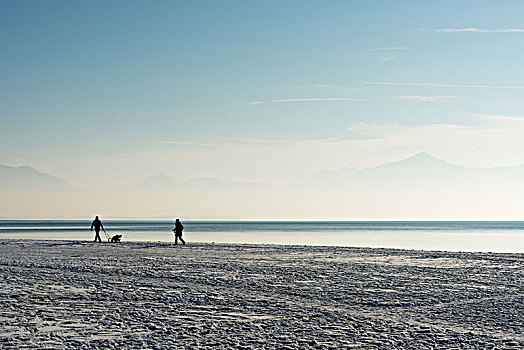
[180,236,185,245]
[174,235,178,245]
[95,230,101,242]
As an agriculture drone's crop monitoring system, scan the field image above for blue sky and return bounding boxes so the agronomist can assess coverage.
[2,1,524,186]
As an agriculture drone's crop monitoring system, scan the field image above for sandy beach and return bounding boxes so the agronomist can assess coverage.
[0,240,523,349]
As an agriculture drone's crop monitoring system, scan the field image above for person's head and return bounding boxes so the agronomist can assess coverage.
[175,218,180,223]
[95,216,99,219]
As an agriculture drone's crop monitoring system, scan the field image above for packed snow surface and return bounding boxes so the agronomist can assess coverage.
[0,240,523,349]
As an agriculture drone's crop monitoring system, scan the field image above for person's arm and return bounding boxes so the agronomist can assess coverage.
[90,222,94,231]
[101,223,105,232]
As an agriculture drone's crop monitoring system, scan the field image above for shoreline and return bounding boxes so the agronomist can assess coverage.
[3,221,524,253]
[1,237,524,255]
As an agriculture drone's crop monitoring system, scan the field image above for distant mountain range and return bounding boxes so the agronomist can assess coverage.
[4,152,523,192]
[2,153,524,219]
[134,152,524,191]
[309,152,524,186]
[0,164,70,191]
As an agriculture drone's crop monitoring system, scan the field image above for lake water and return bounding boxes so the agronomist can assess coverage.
[1,220,524,253]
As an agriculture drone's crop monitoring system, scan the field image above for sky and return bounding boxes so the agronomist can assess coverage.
[3,0,524,187]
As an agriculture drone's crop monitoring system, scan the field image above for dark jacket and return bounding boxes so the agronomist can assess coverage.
[174,222,184,236]
[91,218,104,232]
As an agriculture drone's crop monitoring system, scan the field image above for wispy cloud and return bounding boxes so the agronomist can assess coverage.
[366,47,406,63]
[247,96,361,105]
[141,141,223,147]
[367,82,524,89]
[390,95,467,102]
[315,84,363,92]
[474,113,524,124]
[379,54,402,62]
[221,136,296,145]
[269,97,361,103]
[144,136,301,148]
[346,114,524,148]
[434,28,524,33]
[349,121,471,134]
[367,46,407,51]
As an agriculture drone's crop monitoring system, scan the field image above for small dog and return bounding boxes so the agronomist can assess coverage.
[110,234,122,243]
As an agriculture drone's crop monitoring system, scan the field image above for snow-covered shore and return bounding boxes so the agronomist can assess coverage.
[1,240,523,349]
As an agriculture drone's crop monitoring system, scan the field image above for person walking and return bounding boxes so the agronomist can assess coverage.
[90,216,105,243]
[172,218,185,245]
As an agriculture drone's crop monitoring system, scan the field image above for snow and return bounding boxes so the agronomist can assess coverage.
[0,240,523,348]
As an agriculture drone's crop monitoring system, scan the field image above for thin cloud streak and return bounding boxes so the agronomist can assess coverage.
[474,114,524,123]
[141,141,224,147]
[269,98,361,103]
[390,95,467,102]
[380,54,402,62]
[220,137,297,145]
[143,136,300,147]
[367,82,524,89]
[367,46,407,51]
[434,28,524,33]
[315,84,363,92]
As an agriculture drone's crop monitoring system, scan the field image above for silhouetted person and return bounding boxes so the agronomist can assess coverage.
[90,216,105,243]
[173,218,185,245]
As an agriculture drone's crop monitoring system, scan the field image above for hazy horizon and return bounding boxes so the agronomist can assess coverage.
[3,152,524,220]
[3,1,524,219]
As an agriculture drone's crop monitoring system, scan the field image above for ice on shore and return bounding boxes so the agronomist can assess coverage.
[0,240,523,349]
